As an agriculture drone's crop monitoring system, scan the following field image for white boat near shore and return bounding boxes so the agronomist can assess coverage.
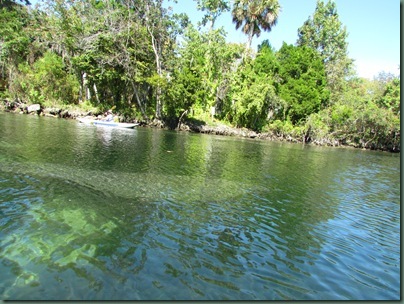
[77,117,139,129]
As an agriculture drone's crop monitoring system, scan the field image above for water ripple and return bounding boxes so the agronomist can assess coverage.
[0,114,400,300]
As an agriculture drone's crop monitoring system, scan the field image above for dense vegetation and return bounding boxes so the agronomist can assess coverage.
[0,0,400,151]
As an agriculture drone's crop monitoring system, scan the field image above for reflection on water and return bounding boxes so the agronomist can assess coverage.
[0,113,400,300]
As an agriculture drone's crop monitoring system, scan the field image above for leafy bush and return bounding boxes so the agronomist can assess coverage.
[14,52,80,106]
[266,119,305,140]
[276,43,329,124]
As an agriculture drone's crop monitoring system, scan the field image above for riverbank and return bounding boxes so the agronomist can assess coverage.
[0,100,399,152]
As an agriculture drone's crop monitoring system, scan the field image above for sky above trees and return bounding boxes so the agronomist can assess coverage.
[165,0,400,79]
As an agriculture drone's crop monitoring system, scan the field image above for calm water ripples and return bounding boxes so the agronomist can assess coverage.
[0,113,400,300]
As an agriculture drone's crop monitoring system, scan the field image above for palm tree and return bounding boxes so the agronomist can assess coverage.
[232,0,280,52]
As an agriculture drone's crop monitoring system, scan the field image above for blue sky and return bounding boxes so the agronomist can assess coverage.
[166,0,400,79]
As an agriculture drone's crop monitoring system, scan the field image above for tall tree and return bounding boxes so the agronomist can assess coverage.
[132,0,175,120]
[277,43,329,124]
[163,25,205,127]
[142,0,165,119]
[228,41,279,130]
[43,0,157,116]
[193,0,231,115]
[0,1,31,95]
[297,0,352,101]
[231,0,280,53]
[230,61,277,130]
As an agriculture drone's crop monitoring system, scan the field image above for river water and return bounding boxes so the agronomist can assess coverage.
[0,112,400,300]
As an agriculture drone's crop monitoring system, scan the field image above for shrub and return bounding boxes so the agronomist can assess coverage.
[14,52,80,106]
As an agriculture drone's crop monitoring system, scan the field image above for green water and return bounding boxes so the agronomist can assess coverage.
[0,112,400,300]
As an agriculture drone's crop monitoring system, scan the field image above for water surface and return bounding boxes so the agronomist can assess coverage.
[0,112,400,300]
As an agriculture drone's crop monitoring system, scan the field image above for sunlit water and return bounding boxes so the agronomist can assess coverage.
[0,112,400,300]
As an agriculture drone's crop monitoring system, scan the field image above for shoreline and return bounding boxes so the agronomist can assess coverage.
[0,100,400,153]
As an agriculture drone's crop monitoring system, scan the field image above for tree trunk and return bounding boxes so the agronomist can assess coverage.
[131,82,147,120]
[245,25,254,55]
[151,36,162,119]
[177,109,188,130]
[145,2,163,120]
[93,83,100,104]
[82,72,91,101]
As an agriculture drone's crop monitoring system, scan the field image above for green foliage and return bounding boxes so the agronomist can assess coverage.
[169,26,208,113]
[163,24,243,125]
[377,77,400,115]
[266,119,306,139]
[15,52,80,105]
[0,3,31,98]
[0,5,30,65]
[276,43,329,124]
[304,80,400,151]
[231,66,274,130]
[297,0,353,101]
[165,65,204,121]
[195,0,230,29]
[342,100,399,150]
[304,111,331,140]
[255,40,279,75]
[228,44,282,131]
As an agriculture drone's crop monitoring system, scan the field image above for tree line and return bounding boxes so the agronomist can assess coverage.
[0,0,400,151]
